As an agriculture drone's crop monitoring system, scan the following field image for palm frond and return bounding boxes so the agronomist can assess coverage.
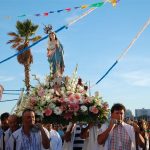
[8,32,19,37]
[29,36,41,42]
[7,37,23,44]
[11,43,21,49]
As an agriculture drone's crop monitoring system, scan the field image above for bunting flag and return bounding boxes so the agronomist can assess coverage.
[3,1,117,20]
[109,0,117,7]
[0,84,4,100]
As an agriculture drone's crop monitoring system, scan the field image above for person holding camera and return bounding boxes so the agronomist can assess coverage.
[6,108,50,150]
[97,103,145,150]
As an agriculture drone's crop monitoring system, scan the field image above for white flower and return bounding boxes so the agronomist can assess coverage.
[45,95,51,102]
[49,103,56,109]
[79,99,83,104]
[49,89,54,94]
[40,100,46,106]
[95,98,101,106]
[35,110,43,117]
[64,98,68,102]
[77,85,84,93]
[80,105,87,112]
[66,86,71,91]
[50,82,54,87]
[61,87,66,92]
[54,107,62,115]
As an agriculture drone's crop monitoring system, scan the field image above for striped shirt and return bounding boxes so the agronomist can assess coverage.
[73,125,84,150]
[21,128,41,150]
[6,127,50,150]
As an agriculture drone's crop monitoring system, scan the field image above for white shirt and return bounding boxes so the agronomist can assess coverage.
[50,129,62,150]
[4,128,12,146]
[82,126,104,150]
[100,122,136,150]
[6,127,50,150]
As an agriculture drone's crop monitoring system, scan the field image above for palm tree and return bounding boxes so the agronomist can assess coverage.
[7,19,41,93]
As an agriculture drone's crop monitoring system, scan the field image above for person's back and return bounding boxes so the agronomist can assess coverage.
[50,129,62,150]
[73,124,84,150]
[81,123,103,150]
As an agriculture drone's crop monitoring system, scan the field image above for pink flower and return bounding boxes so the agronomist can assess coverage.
[74,93,81,100]
[59,98,65,103]
[60,105,67,111]
[38,88,45,97]
[44,108,52,116]
[68,94,74,102]
[90,106,99,114]
[30,97,37,106]
[69,104,79,112]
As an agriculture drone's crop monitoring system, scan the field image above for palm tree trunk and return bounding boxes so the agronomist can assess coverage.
[24,63,30,93]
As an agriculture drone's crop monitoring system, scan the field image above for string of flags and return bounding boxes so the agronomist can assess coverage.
[3,0,119,20]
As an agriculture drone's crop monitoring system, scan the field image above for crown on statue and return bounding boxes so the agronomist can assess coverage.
[44,24,53,34]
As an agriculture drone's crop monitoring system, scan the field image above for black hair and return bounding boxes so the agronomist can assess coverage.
[111,103,126,114]
[0,112,10,121]
[22,108,35,117]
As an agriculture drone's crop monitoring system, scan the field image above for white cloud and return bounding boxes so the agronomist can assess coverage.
[119,70,150,87]
[0,76,15,82]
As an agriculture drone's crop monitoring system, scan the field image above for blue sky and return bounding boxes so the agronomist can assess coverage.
[0,0,150,115]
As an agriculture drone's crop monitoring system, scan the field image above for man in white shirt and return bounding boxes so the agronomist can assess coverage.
[97,103,145,150]
[4,114,20,146]
[50,124,62,150]
[80,122,103,150]
[6,108,50,150]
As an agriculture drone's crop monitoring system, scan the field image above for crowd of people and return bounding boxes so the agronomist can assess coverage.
[0,103,150,150]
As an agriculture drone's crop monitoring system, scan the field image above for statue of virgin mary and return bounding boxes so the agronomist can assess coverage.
[45,25,65,77]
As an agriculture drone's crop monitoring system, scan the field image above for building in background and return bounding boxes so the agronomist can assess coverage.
[135,108,150,120]
[125,109,134,120]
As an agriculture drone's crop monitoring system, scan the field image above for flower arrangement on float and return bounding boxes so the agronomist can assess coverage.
[15,70,109,125]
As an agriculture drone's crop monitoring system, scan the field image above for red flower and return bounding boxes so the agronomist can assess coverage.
[44,108,52,116]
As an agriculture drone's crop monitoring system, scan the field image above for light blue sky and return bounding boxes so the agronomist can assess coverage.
[0,0,150,115]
